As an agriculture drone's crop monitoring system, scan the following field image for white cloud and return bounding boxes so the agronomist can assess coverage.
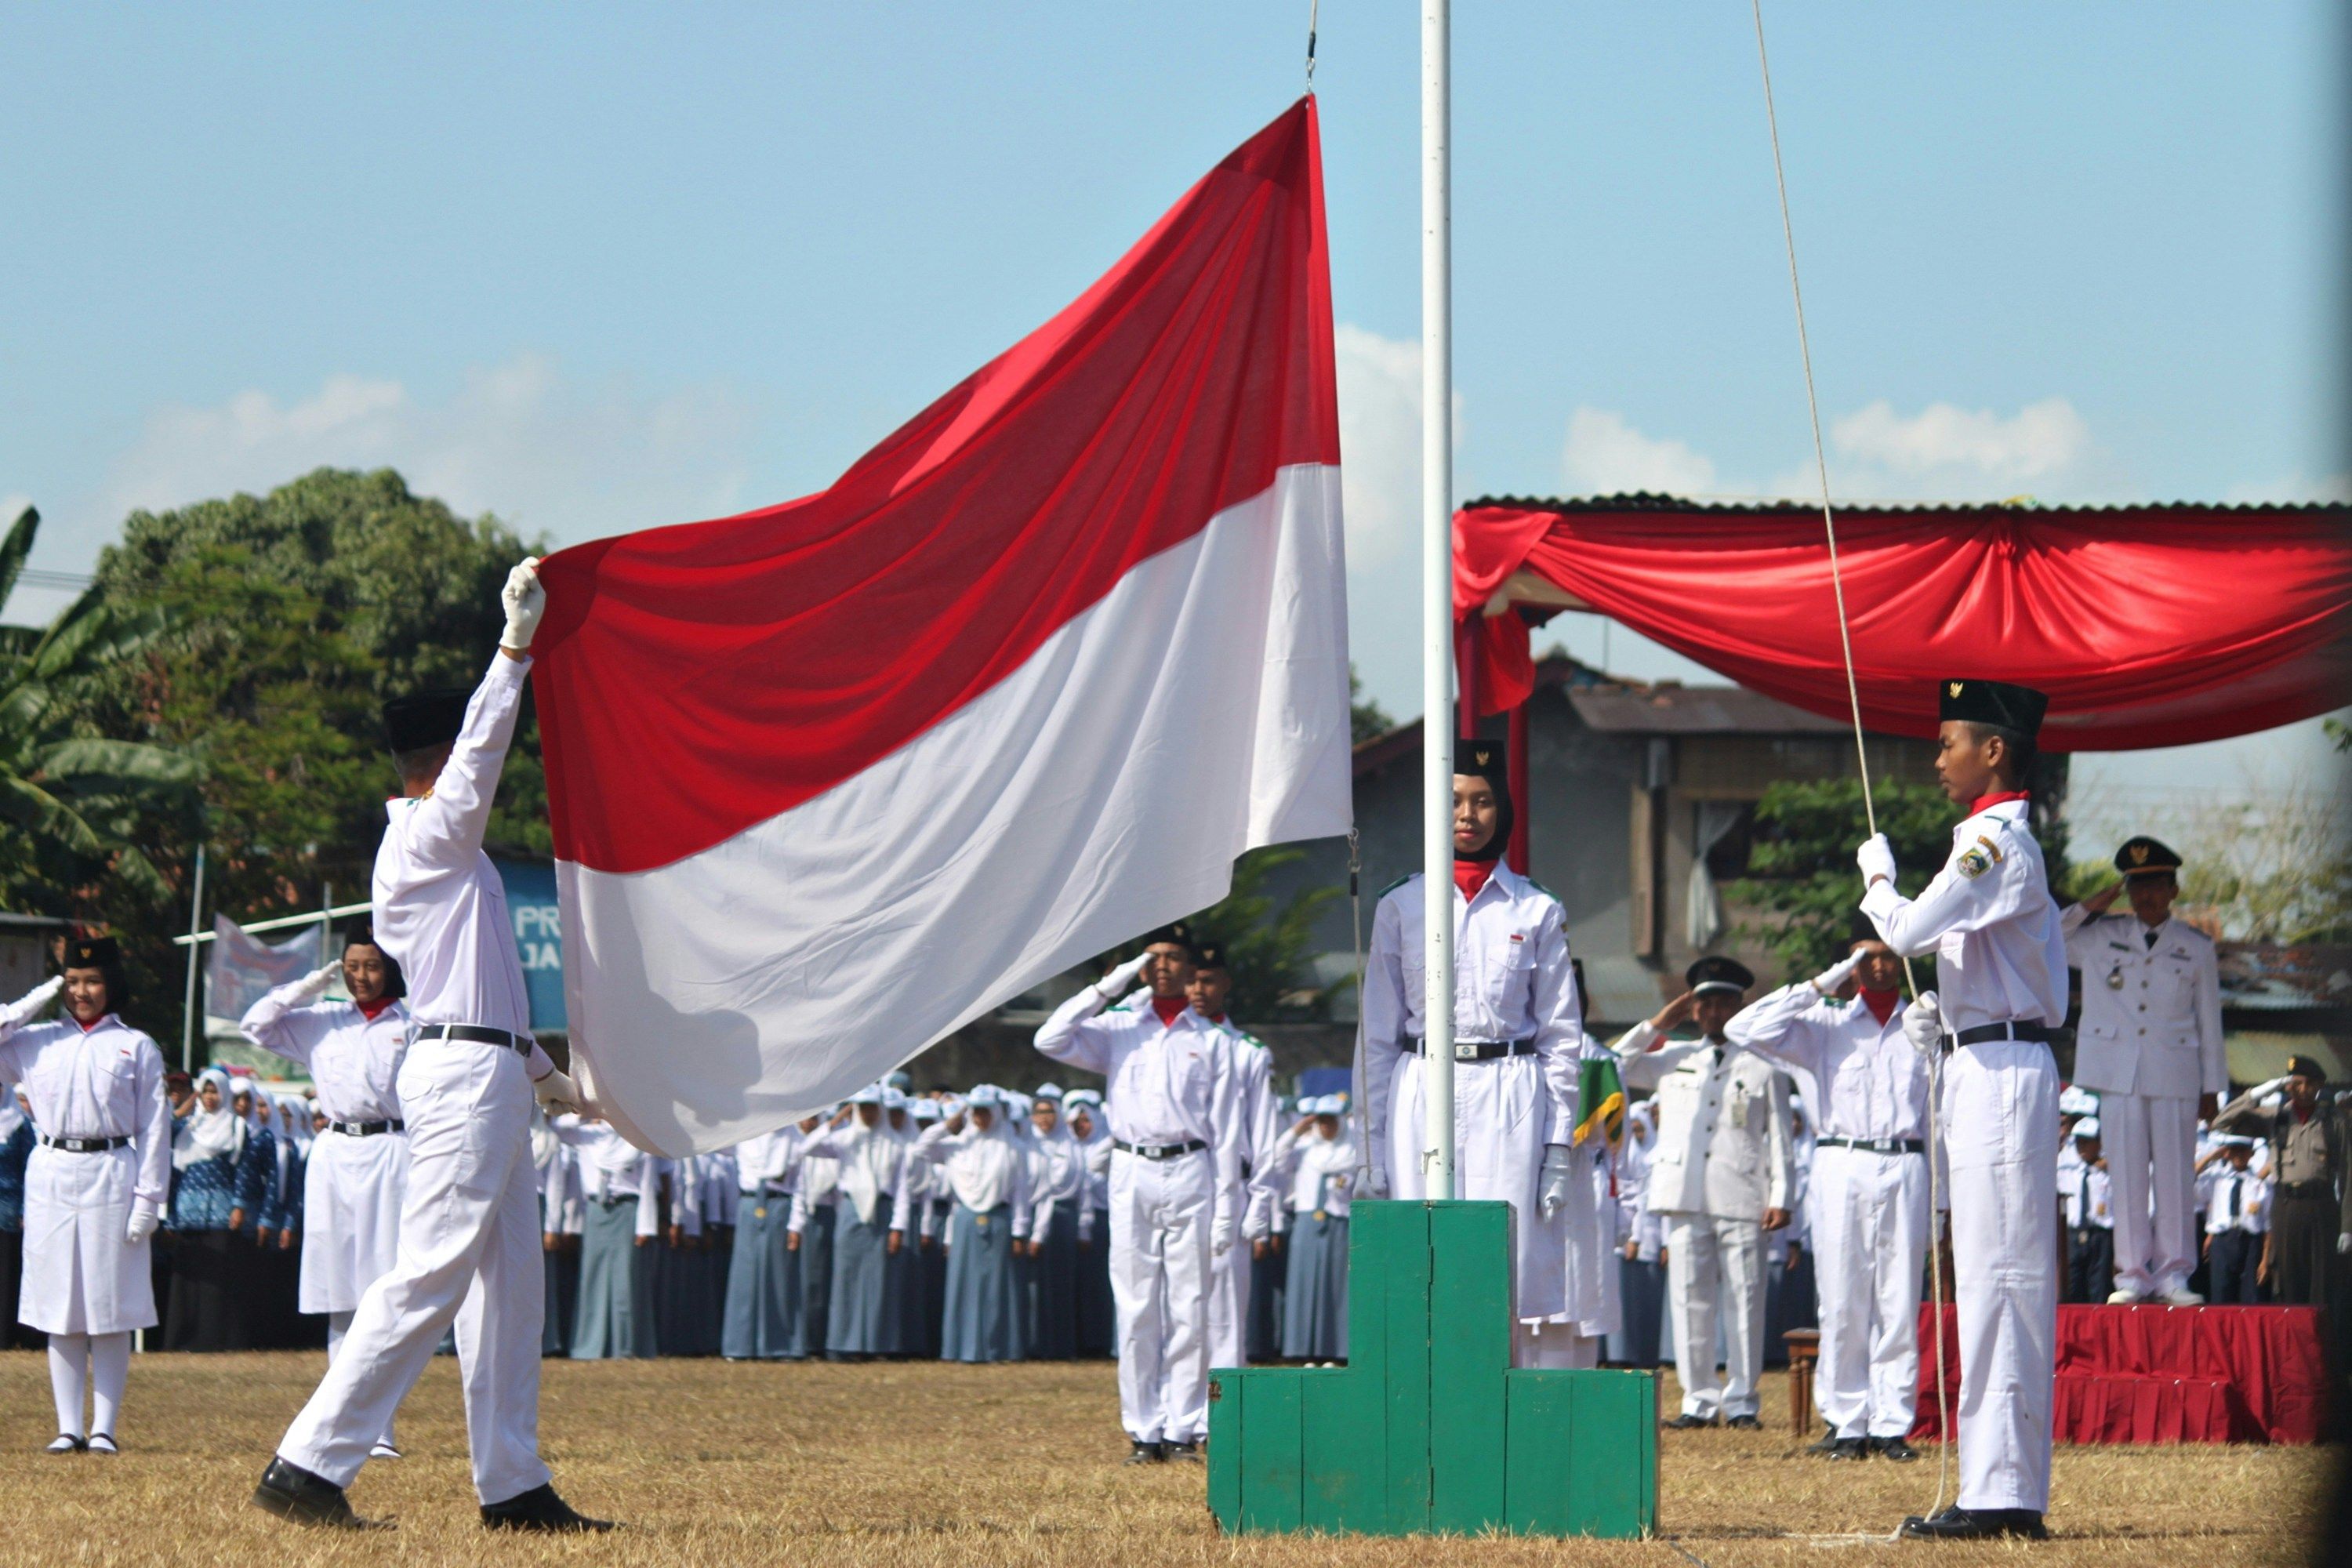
[2221,472,2352,505]
[1830,397,2089,484]
[1560,407,1717,497]
[97,353,757,547]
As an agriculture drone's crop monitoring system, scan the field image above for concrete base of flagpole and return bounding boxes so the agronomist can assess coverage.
[1206,1200,1657,1537]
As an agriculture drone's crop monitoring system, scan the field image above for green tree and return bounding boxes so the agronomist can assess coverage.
[1187,847,1345,1022]
[1349,666,1392,745]
[1726,778,1958,977]
[0,506,201,919]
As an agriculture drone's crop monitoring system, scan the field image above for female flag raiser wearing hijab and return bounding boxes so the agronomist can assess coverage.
[532,100,1350,1156]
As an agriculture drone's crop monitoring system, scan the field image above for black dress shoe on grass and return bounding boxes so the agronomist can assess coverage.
[1725,1414,1761,1430]
[1825,1437,1870,1460]
[1804,1428,1841,1456]
[1873,1436,1919,1462]
[1125,1440,1167,1465]
[1167,1439,1203,1462]
[481,1483,615,1532]
[1899,1505,2047,1540]
[253,1457,378,1530]
[1661,1414,1714,1430]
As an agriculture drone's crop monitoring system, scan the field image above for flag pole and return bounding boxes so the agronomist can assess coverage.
[1420,0,1456,1200]
[179,843,206,1073]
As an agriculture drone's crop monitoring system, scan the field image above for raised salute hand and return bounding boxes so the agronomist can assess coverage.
[2078,880,2125,916]
[1645,991,1698,1037]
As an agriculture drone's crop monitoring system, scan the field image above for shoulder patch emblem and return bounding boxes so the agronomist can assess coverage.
[1956,845,1992,880]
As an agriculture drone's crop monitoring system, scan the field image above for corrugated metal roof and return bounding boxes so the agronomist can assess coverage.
[1567,685,1848,735]
[1463,491,2352,517]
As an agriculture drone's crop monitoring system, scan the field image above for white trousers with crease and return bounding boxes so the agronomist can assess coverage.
[2099,1091,2198,1297]
[1108,1146,1214,1444]
[1664,1213,1764,1420]
[1807,1145,1929,1439]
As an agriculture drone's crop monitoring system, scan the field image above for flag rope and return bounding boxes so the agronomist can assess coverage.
[1751,0,1953,1523]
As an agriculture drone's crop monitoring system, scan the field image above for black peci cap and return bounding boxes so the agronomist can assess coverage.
[1849,909,1886,947]
[1938,678,2049,739]
[1193,941,1229,974]
[1142,921,1199,960]
[381,688,470,754]
[1456,736,1508,789]
[2288,1054,2328,1085]
[1686,954,1755,997]
[62,935,120,969]
[2114,836,2183,879]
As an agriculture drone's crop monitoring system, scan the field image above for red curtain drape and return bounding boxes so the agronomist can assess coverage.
[1455,502,2352,750]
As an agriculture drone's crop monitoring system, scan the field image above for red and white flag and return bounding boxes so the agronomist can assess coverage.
[532,100,1348,1154]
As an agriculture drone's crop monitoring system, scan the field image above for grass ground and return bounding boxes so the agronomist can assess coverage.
[0,1350,2328,1566]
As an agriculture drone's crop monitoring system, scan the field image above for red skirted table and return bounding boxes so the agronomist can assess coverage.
[1910,1304,2331,1445]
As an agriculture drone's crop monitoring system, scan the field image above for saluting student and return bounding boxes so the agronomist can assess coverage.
[1359,739,1586,1369]
[800,1088,915,1359]
[0,942,165,1455]
[913,1087,1030,1363]
[555,1114,663,1359]
[908,1098,952,1356]
[240,925,412,1450]
[1064,1090,1115,1358]
[1185,946,1278,1372]
[2061,837,2223,1304]
[722,1123,803,1361]
[1257,1095,1353,1361]
[167,1068,275,1352]
[1859,678,2067,1542]
[1022,1084,1085,1359]
[2058,1118,2115,1303]
[786,1112,840,1359]
[2197,1134,2268,1305]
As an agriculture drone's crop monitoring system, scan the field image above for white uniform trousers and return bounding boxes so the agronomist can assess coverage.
[278,1039,550,1505]
[300,1127,410,1315]
[1207,1197,1249,1370]
[2097,1091,2197,1297]
[1944,1038,2059,1514]
[1808,1145,1929,1439]
[1108,1145,1214,1445]
[1663,1214,1765,1420]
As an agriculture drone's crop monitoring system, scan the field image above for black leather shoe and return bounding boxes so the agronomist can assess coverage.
[1899,1505,2047,1540]
[1724,1414,1761,1430]
[1124,1440,1167,1465]
[1805,1428,1841,1456]
[481,1483,615,1533]
[1825,1437,1870,1460]
[252,1457,378,1530]
[1167,1439,1203,1462]
[1661,1414,1714,1430]
[1874,1436,1919,1463]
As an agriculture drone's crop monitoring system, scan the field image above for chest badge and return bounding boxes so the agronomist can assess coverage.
[975,1213,989,1230]
[752,1206,768,1221]
[2105,967,2125,990]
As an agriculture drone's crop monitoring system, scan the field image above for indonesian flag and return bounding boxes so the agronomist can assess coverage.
[532,100,1348,1155]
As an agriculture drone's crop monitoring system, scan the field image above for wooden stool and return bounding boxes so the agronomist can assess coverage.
[1784,1329,1821,1436]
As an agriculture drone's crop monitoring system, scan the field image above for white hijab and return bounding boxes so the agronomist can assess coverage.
[174,1067,245,1170]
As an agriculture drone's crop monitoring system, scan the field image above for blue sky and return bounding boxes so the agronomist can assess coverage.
[2,2,2343,848]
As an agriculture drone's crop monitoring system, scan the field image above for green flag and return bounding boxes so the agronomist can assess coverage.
[1573,1056,1625,1149]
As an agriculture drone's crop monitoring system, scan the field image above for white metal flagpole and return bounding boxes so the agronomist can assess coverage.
[179,843,206,1073]
[1420,0,1456,1200]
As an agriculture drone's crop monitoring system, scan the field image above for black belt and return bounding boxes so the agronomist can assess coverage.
[1816,1136,1926,1155]
[329,1120,405,1137]
[2278,1180,2335,1200]
[1953,1020,2050,1046]
[1406,1037,1537,1060]
[596,1192,638,1209]
[419,1023,532,1058]
[1114,1138,1207,1161]
[39,1134,129,1153]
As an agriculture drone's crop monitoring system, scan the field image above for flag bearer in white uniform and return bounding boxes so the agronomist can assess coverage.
[257,560,611,1534]
[2060,836,2223,1304]
[1036,923,1243,1465]
[0,938,165,1455]
[1187,943,1277,1371]
[1614,956,1795,1429]
[1859,677,2067,1543]
[1725,913,1932,1461]
[240,923,412,1459]
[1359,739,1585,1368]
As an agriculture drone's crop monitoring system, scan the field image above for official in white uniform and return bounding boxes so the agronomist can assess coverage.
[1860,677,2067,1542]
[2060,836,2223,1304]
[258,560,610,1533]
[0,940,166,1456]
[240,923,412,1457]
[1726,915,1932,1460]
[1036,923,1243,1463]
[1186,944,1277,1371]
[1359,739,1585,1365]
[1615,956,1795,1428]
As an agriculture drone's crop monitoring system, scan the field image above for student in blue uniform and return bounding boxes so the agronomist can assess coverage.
[913,1087,1030,1363]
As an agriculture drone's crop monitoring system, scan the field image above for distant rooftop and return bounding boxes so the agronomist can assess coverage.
[1465,491,2351,517]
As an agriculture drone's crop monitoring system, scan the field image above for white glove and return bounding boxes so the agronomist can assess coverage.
[1902,993,1943,1055]
[2338,1232,2350,1257]
[1857,833,1898,888]
[296,964,340,1000]
[2252,1075,2291,1100]
[1538,1144,1577,1218]
[499,557,546,653]
[125,1203,158,1245]
[1809,953,1861,996]
[4,975,63,1027]
[1094,953,1149,1000]
[533,1067,584,1114]
[1076,1210,1094,1245]
[1210,1214,1234,1257]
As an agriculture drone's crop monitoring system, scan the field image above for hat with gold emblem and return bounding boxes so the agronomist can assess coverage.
[1938,678,2049,739]
[2114,836,2182,880]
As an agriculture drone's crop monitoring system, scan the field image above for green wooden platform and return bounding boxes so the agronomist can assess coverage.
[1206,1200,1657,1537]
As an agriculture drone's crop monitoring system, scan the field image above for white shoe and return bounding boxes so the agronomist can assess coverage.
[2160,1288,2204,1306]
[2105,1288,2142,1305]
[86,1432,118,1456]
[368,1442,403,1461]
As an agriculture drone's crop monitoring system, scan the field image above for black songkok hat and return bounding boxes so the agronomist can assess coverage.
[2288,1054,2328,1085]
[2114,836,2183,879]
[1849,909,1886,947]
[63,935,120,969]
[1457,735,1508,788]
[1938,678,2049,739]
[1142,921,1199,960]
[1686,954,1755,997]
[1192,941,1229,974]
[381,688,470,753]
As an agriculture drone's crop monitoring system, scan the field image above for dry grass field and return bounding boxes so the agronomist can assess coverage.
[0,1350,2330,1566]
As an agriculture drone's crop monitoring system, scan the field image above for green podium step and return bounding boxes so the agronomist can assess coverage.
[1207,1200,1657,1537]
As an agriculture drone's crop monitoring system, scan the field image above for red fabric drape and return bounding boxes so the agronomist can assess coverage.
[1911,1303,2331,1444]
[1455,503,2352,750]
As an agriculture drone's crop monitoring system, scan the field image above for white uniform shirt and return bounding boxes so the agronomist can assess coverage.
[1861,798,2067,1033]
[550,1117,660,1237]
[1613,1024,1795,1222]
[1359,864,1585,1160]
[0,1010,171,1216]
[2059,1160,2112,1229]
[1025,1126,1087,1234]
[912,1120,1033,1236]
[238,983,410,1125]
[1724,984,1931,1144]
[1258,1122,1357,1220]
[734,1126,802,1196]
[801,1118,913,1230]
[1035,990,1244,1201]
[2198,1165,2270,1236]
[2062,909,2225,1101]
[789,1141,841,1232]
[373,653,549,1075]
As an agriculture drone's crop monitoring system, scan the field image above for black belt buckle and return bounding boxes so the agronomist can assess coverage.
[1955,1019,2050,1047]
[45,1134,125,1153]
